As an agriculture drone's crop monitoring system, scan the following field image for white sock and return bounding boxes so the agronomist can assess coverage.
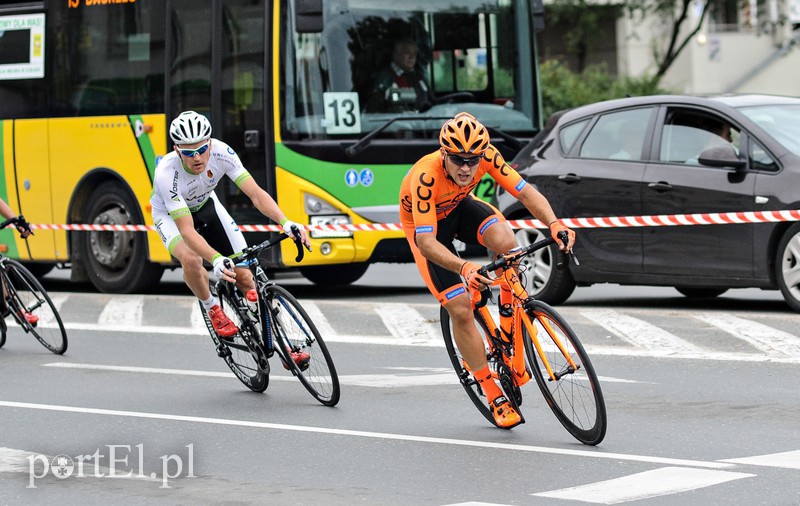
[201,295,218,311]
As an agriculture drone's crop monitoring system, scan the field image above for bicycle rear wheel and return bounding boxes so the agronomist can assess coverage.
[439,306,496,426]
[3,259,67,354]
[200,286,269,393]
[264,285,340,406]
[522,299,606,445]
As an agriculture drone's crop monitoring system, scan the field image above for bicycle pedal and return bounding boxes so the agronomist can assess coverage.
[216,344,231,358]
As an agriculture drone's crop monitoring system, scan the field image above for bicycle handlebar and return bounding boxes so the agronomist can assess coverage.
[473,230,576,308]
[0,215,32,237]
[235,224,308,266]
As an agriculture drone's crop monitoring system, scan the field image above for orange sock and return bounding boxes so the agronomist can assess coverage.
[473,364,503,402]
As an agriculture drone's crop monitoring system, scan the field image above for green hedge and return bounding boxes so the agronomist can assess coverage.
[540,60,671,120]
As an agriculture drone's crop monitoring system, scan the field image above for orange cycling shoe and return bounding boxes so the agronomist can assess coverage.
[490,396,524,429]
[19,310,38,327]
[283,349,311,371]
[208,305,238,339]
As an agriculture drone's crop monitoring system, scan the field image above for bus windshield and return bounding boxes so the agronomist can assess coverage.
[284,0,540,141]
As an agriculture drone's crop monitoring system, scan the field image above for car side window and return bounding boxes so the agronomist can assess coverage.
[749,138,778,171]
[558,119,589,154]
[578,108,652,161]
[659,109,740,166]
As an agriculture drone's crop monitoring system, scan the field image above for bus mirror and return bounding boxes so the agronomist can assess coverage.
[531,0,545,32]
[295,0,323,33]
[433,14,479,50]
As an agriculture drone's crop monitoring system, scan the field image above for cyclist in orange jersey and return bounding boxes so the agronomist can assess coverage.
[400,112,576,428]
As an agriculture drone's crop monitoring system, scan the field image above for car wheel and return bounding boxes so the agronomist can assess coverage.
[675,287,728,298]
[776,223,800,312]
[514,227,575,305]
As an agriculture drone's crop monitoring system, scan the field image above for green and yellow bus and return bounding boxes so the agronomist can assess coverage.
[0,0,544,292]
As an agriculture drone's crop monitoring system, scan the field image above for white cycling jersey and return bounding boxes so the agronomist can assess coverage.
[151,139,251,256]
[150,138,252,219]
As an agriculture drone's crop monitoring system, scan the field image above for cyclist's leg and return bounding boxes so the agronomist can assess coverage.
[201,196,255,293]
[155,214,210,300]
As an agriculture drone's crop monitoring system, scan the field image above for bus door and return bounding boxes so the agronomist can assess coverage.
[168,0,272,243]
[12,119,56,261]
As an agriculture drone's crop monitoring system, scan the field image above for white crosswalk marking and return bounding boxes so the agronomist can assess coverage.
[98,295,143,327]
[298,300,336,338]
[580,309,704,355]
[374,303,441,345]
[533,467,755,503]
[189,302,206,330]
[720,449,800,469]
[693,312,800,358]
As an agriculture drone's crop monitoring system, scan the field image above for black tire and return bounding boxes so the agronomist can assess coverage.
[0,317,6,348]
[675,287,728,298]
[440,306,496,426]
[2,259,68,354]
[79,181,164,293]
[514,227,576,305]
[300,262,368,286]
[265,285,340,406]
[200,288,269,393]
[522,299,606,445]
[776,223,800,313]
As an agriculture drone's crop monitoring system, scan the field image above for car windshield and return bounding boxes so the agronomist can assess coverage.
[283,0,539,140]
[736,104,800,157]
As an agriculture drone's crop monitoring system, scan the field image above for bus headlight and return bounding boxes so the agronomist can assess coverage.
[304,193,353,238]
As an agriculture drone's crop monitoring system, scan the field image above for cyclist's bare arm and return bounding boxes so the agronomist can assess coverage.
[516,185,575,251]
[239,178,311,248]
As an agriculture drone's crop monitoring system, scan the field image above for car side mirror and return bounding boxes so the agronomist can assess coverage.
[698,145,746,170]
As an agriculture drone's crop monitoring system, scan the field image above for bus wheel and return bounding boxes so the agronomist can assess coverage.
[79,181,164,293]
[300,262,369,286]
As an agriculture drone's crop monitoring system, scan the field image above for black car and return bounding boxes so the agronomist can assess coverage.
[498,94,800,311]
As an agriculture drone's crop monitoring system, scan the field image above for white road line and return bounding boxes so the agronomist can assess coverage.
[720,449,800,469]
[0,400,737,470]
[299,300,337,338]
[580,309,704,355]
[533,467,754,504]
[693,313,800,358]
[374,303,441,345]
[98,295,143,327]
[41,362,457,387]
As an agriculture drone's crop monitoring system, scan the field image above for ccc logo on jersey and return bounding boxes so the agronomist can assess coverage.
[415,172,434,214]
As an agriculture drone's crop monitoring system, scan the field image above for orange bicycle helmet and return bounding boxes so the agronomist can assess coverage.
[439,112,490,155]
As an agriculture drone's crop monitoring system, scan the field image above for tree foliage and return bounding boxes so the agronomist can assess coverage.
[540,60,671,119]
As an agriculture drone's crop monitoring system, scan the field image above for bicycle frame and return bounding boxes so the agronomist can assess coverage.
[471,235,579,385]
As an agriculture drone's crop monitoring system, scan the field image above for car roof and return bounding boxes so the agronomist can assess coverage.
[555,94,800,123]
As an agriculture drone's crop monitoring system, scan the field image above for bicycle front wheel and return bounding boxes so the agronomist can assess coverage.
[440,306,496,426]
[3,260,67,354]
[265,285,340,406]
[200,286,269,393]
[522,300,606,445]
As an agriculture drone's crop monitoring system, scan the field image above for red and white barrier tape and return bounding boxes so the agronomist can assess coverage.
[22,209,800,232]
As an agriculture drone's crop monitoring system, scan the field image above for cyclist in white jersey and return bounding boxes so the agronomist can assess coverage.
[151,111,310,340]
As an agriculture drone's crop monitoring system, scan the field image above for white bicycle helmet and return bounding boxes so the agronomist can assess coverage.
[169,111,212,145]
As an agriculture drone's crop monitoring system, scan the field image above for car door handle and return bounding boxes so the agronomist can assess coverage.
[648,181,673,192]
[558,173,581,183]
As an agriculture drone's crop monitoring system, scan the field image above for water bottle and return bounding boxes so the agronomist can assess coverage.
[499,303,513,342]
[245,289,259,324]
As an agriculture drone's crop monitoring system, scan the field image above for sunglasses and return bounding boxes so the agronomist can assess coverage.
[448,154,482,167]
[178,141,210,157]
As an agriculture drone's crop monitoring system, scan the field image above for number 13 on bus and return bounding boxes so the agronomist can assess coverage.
[0,0,544,292]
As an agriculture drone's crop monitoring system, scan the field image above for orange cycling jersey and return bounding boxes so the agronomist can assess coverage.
[399,144,528,235]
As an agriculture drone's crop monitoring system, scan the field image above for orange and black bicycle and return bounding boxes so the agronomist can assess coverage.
[440,231,606,445]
